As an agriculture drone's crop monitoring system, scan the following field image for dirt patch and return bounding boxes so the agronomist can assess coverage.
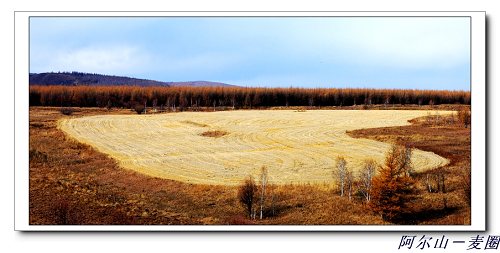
[200,130,228,138]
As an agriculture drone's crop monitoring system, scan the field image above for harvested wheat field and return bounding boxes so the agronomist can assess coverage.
[58,110,452,185]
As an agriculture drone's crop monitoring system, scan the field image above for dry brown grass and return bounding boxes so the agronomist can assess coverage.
[29,106,470,225]
[29,107,387,225]
[347,108,471,225]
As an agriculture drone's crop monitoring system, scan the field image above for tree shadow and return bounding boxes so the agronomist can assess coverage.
[392,207,459,225]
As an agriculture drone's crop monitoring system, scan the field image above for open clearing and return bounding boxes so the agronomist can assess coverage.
[58,110,451,185]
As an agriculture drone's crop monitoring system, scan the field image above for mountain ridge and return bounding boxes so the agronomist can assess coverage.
[29,72,235,87]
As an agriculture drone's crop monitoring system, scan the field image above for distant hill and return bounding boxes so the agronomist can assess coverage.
[29,72,235,87]
[167,81,235,87]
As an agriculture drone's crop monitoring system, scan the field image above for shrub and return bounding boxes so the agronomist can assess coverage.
[238,176,257,218]
[60,107,74,115]
[458,108,471,128]
[134,104,145,114]
[52,198,70,225]
[29,148,48,163]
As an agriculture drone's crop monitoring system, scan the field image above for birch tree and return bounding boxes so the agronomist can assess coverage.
[360,159,376,202]
[259,166,268,220]
[346,168,354,201]
[334,156,348,197]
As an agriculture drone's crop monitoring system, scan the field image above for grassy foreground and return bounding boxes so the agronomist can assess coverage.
[29,106,470,225]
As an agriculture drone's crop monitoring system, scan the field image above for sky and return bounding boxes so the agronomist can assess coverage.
[29,17,470,90]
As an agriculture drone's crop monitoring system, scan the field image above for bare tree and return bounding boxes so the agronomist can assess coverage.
[334,156,348,197]
[308,97,314,108]
[438,173,446,193]
[152,98,158,113]
[359,159,377,202]
[270,184,276,217]
[166,97,171,111]
[231,95,236,110]
[425,173,434,193]
[238,176,257,218]
[346,169,354,201]
[259,166,268,220]
[385,144,413,177]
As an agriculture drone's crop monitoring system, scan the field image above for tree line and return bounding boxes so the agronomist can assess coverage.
[30,85,471,109]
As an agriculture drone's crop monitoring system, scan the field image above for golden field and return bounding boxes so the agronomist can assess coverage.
[58,110,452,185]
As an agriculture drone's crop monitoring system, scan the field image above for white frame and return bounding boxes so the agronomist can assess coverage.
[15,11,486,231]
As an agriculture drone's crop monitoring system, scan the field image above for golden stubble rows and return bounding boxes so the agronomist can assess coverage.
[58,110,451,185]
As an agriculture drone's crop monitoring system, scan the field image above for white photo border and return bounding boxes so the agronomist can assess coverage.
[15,11,486,231]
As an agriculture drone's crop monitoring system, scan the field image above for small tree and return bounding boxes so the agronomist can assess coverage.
[369,144,416,222]
[384,144,413,177]
[360,159,377,202]
[238,176,257,218]
[458,108,471,128]
[259,166,268,220]
[334,156,348,197]
[134,103,145,114]
[346,169,354,201]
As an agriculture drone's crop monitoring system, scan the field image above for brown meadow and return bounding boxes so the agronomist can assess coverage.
[29,105,470,225]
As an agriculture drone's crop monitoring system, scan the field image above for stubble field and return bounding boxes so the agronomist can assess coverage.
[58,110,452,185]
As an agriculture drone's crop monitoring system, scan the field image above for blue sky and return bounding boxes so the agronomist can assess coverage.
[30,17,470,90]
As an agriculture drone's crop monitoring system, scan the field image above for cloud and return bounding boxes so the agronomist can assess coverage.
[42,45,151,75]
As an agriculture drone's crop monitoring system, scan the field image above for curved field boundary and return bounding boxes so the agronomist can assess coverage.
[58,110,452,185]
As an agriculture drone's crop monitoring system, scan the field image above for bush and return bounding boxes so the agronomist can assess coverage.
[60,107,74,115]
[134,104,145,114]
[458,108,471,128]
[238,176,257,218]
[29,148,48,163]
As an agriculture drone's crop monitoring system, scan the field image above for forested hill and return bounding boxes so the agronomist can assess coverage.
[29,72,235,87]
